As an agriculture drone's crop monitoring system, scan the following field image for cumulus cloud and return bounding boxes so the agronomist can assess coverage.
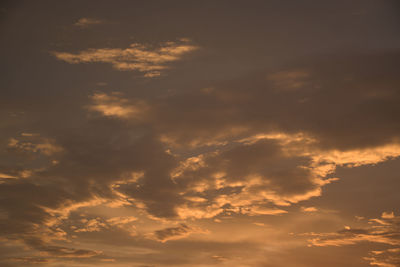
[52,39,198,77]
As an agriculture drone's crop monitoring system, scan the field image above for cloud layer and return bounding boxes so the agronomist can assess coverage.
[1,1,400,266]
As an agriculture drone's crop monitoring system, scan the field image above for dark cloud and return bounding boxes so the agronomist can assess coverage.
[151,224,193,242]
[1,1,399,266]
[308,213,400,265]
[152,52,400,150]
[364,247,400,267]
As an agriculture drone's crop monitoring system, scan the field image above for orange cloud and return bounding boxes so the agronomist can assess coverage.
[52,39,198,77]
[88,92,149,119]
[307,212,400,266]
[147,224,207,242]
[74,17,103,27]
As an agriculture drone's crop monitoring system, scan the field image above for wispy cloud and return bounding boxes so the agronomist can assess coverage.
[309,212,400,247]
[8,136,63,156]
[74,17,103,28]
[87,92,149,119]
[308,212,400,266]
[148,224,206,242]
[52,39,198,77]
[364,248,400,267]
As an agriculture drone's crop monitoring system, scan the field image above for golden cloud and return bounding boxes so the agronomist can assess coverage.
[87,92,149,119]
[52,39,198,77]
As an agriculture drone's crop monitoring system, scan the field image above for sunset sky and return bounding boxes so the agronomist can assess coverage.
[1,1,400,266]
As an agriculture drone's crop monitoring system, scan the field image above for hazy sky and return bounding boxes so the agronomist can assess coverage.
[1,1,400,266]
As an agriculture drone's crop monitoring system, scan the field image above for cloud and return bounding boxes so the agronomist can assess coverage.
[151,53,400,151]
[241,205,288,216]
[74,18,103,28]
[267,69,310,91]
[8,257,51,264]
[3,1,400,266]
[364,248,400,267]
[52,39,198,77]
[2,48,400,266]
[0,118,178,260]
[106,216,137,225]
[71,215,138,237]
[7,136,63,156]
[74,218,107,233]
[308,212,400,266]
[88,92,149,119]
[148,224,205,242]
[0,173,16,179]
[301,206,318,212]
[107,216,138,236]
[37,244,101,258]
[168,138,332,220]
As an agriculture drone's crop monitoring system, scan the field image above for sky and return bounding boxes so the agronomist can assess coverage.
[0,1,400,266]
